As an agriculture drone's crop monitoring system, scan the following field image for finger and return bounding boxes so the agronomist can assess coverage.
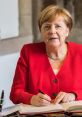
[37,96,50,106]
[39,97,51,106]
[37,93,51,106]
[38,93,51,102]
[53,92,63,101]
[62,94,69,103]
[62,93,75,103]
[67,93,75,102]
[43,94,51,102]
[53,92,66,104]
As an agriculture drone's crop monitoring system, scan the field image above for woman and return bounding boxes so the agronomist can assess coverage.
[10,5,82,106]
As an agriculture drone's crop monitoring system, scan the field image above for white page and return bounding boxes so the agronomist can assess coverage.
[19,103,64,114]
[61,100,82,111]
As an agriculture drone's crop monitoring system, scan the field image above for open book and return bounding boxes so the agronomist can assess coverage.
[1,100,82,116]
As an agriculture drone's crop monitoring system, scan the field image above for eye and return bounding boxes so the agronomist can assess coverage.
[44,25,51,30]
[55,25,61,29]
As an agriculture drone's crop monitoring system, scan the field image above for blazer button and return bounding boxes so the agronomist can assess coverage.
[53,78,58,83]
[53,93,57,97]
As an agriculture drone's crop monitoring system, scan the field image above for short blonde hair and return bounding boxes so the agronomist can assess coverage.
[38,5,73,31]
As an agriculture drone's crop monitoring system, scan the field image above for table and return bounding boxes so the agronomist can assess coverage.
[4,112,82,117]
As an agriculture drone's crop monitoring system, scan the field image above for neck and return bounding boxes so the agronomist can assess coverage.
[46,44,67,61]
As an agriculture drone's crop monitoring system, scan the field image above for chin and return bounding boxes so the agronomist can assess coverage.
[49,41,60,47]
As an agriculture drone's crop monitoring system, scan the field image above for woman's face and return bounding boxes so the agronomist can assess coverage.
[41,16,69,47]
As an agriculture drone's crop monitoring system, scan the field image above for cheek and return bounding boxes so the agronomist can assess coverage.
[42,33,49,43]
[63,28,69,37]
[60,31,68,38]
[41,32,46,41]
[41,31,48,38]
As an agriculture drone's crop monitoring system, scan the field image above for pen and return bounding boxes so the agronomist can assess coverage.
[39,89,52,102]
[39,89,55,103]
[0,90,4,112]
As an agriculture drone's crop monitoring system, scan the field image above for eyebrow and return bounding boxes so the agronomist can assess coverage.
[43,23,52,25]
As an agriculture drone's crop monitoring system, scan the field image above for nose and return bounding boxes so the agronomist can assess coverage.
[49,25,57,34]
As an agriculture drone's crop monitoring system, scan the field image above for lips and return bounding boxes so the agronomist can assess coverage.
[49,37,59,40]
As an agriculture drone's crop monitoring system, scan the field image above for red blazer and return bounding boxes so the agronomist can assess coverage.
[10,42,82,104]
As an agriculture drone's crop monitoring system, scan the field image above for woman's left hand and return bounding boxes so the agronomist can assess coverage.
[53,92,76,104]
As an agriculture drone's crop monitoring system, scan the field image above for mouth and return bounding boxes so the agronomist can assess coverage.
[48,37,59,40]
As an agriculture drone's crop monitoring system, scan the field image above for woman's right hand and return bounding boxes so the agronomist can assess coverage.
[30,93,51,106]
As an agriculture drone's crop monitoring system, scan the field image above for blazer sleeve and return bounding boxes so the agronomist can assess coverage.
[10,45,33,104]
